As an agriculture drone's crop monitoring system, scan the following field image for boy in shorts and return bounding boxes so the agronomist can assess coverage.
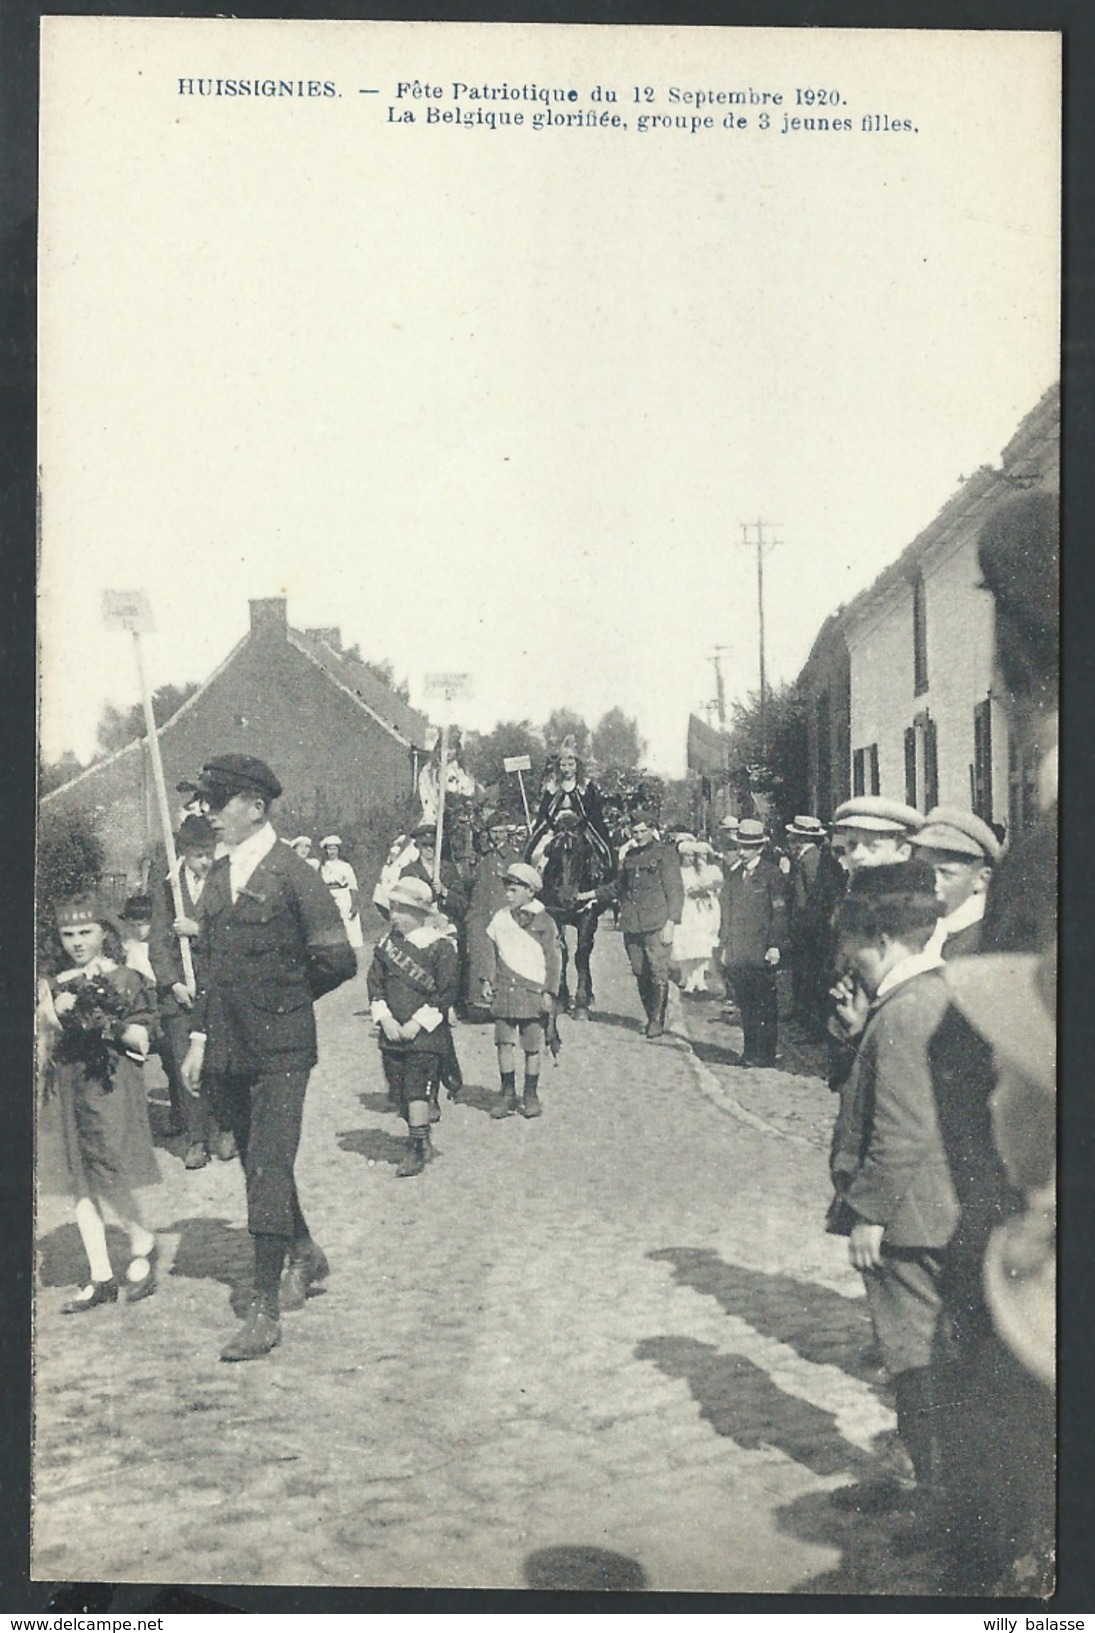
[481,862,561,1120]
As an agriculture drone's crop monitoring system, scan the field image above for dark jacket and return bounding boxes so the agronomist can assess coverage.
[148,864,207,1018]
[615,841,684,934]
[830,968,961,1250]
[719,853,788,967]
[191,841,356,1076]
[941,918,984,959]
[367,925,460,1053]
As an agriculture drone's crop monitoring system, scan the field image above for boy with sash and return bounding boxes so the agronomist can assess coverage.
[367,876,460,1177]
[480,861,561,1120]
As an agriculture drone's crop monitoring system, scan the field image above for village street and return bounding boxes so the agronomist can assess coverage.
[33,929,939,1599]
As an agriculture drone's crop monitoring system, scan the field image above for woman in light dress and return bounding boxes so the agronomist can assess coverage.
[672,838,723,993]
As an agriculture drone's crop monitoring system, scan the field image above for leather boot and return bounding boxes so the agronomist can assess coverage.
[220,1293,282,1362]
[645,981,669,1040]
[396,1127,433,1177]
[280,1238,330,1312]
[521,1078,543,1118]
[490,1072,519,1120]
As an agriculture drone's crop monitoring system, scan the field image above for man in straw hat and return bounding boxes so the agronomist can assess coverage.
[179,755,356,1361]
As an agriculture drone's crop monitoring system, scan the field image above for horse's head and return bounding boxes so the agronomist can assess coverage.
[540,814,612,914]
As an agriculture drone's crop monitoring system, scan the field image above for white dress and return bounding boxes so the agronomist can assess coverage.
[320,857,364,949]
[672,860,723,987]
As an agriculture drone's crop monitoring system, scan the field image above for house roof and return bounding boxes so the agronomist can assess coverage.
[43,613,432,804]
[794,383,1060,677]
[288,628,430,748]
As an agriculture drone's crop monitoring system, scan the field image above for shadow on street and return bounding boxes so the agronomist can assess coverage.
[523,1543,648,1591]
[635,1334,871,1479]
[647,1247,880,1385]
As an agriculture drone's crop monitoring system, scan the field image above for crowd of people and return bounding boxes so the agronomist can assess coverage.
[35,492,1057,1593]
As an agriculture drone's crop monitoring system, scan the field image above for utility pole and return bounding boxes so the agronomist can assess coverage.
[740,520,782,761]
[708,646,731,730]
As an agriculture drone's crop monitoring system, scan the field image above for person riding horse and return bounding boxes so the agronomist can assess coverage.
[527,738,616,1018]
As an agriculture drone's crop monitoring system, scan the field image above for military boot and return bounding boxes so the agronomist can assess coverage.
[220,1292,282,1362]
[645,981,669,1040]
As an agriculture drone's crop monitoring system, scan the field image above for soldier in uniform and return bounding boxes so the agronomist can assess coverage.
[717,819,788,1067]
[909,807,1001,959]
[178,755,356,1363]
[612,806,684,1040]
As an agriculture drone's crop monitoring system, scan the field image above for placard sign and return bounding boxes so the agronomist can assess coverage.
[423,671,472,700]
[503,754,533,773]
[101,589,154,632]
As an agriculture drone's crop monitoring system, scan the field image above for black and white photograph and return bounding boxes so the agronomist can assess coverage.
[34,18,1060,1598]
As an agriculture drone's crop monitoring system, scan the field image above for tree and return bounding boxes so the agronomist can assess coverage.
[343,644,411,703]
[39,750,84,795]
[37,806,105,967]
[724,682,810,825]
[592,707,646,771]
[541,708,590,756]
[95,681,201,757]
[463,720,544,810]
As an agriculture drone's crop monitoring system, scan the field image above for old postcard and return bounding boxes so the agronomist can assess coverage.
[36,19,1059,1596]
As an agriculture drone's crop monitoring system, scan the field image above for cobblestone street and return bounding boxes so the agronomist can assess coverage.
[34,931,939,1595]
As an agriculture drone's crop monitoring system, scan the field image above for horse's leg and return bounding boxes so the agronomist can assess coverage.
[556,921,572,1014]
[574,909,597,1018]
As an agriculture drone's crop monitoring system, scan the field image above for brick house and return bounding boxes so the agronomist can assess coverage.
[41,597,432,888]
[798,384,1059,832]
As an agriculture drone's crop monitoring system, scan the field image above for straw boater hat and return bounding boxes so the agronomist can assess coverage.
[735,819,768,848]
[387,877,435,912]
[786,815,826,840]
[833,796,922,834]
[910,806,1001,863]
[504,861,543,893]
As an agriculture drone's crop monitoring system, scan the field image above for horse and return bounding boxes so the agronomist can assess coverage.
[535,810,615,1020]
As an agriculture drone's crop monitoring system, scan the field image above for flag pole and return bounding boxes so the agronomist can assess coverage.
[131,629,195,994]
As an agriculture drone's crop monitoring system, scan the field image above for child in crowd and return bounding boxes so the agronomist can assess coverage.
[40,893,162,1311]
[826,861,959,1520]
[481,862,561,1120]
[366,876,459,1177]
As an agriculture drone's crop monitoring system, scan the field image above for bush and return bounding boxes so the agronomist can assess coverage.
[37,806,105,970]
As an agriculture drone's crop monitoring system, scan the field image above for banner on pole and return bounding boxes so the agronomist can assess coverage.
[101,590,154,632]
[423,671,472,700]
[503,754,532,773]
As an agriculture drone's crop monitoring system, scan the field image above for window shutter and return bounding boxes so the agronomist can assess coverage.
[904,727,918,808]
[925,717,939,810]
[868,744,881,796]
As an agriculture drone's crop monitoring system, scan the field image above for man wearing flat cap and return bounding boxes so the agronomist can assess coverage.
[910,806,1000,960]
[179,755,356,1362]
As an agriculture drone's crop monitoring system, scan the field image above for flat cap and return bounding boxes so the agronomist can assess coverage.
[911,806,1001,862]
[503,861,543,892]
[410,822,437,841]
[833,796,923,834]
[177,813,217,850]
[197,754,282,802]
[320,835,342,849]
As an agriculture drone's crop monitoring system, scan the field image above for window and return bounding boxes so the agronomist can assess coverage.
[853,744,881,798]
[913,571,929,696]
[904,714,938,811]
[972,698,993,822]
[868,743,880,796]
[1008,732,1042,836]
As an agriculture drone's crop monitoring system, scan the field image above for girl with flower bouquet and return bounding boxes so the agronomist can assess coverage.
[40,893,162,1313]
